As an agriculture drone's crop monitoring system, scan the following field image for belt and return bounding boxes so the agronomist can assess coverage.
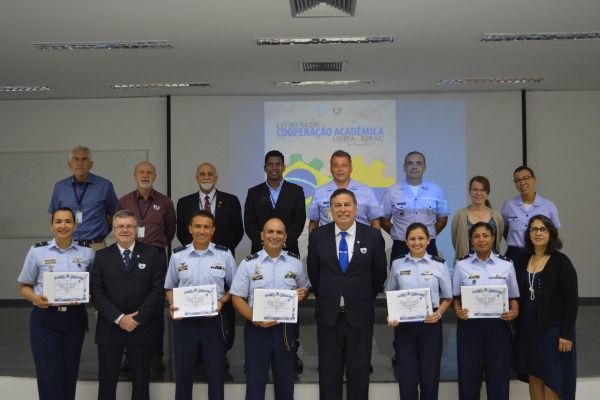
[48,305,70,312]
[79,237,105,246]
[339,306,346,313]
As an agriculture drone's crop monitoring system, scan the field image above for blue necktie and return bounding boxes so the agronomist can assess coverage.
[123,249,131,270]
[339,232,349,273]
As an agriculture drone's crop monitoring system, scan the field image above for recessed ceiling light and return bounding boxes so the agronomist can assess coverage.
[482,32,600,42]
[111,83,210,89]
[273,80,373,86]
[31,41,172,51]
[256,36,394,46]
[437,77,544,85]
[290,0,356,17]
[1,86,54,92]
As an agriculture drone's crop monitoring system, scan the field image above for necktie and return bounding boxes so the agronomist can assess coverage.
[123,249,131,270]
[204,195,211,213]
[339,232,349,273]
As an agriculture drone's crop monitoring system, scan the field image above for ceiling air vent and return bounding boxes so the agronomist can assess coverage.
[299,61,346,72]
[290,0,356,17]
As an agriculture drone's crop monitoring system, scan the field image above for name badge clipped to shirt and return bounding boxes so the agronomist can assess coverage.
[137,226,145,238]
[76,210,83,223]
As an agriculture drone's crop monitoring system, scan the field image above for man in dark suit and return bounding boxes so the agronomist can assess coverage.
[307,188,387,400]
[175,162,243,362]
[176,162,244,254]
[91,210,165,400]
[244,150,306,256]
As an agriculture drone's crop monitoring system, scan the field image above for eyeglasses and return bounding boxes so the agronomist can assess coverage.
[530,227,548,234]
[114,225,136,231]
[513,175,532,184]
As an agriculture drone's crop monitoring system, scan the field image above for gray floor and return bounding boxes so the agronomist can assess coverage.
[1,300,598,383]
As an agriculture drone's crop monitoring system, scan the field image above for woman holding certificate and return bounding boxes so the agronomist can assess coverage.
[452,221,519,400]
[451,176,504,259]
[514,215,578,400]
[16,207,93,400]
[385,222,452,400]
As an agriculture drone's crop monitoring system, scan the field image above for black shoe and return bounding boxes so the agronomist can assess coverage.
[151,356,166,372]
[224,356,230,370]
[391,354,397,366]
[120,356,130,372]
[369,364,373,374]
[295,354,304,373]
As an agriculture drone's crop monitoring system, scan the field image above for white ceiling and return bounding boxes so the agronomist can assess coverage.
[1,0,599,101]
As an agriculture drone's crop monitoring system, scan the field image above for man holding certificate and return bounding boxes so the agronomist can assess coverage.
[452,221,519,400]
[230,218,309,400]
[307,188,387,400]
[165,210,236,400]
[385,222,452,400]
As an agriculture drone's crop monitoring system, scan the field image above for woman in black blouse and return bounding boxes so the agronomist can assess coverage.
[514,215,578,400]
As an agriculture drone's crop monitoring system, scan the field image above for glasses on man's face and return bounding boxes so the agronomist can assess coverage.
[513,175,532,184]
[530,227,548,234]
[114,225,136,231]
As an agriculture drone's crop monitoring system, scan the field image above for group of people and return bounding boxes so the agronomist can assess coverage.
[16,145,577,400]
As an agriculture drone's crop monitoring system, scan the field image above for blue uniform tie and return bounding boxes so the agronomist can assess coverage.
[339,232,349,273]
[123,249,131,270]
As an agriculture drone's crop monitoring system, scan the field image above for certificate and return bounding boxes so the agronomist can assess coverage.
[386,288,433,322]
[43,272,89,304]
[173,284,218,318]
[252,289,298,323]
[461,285,508,318]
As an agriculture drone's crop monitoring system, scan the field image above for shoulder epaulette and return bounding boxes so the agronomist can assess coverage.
[33,241,49,248]
[173,245,187,253]
[391,254,407,262]
[496,253,512,262]
[456,254,471,262]
[214,244,229,252]
[76,240,91,248]
[286,251,300,260]
[244,253,260,261]
[430,255,446,263]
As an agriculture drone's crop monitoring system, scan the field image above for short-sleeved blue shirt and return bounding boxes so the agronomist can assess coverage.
[452,253,519,298]
[501,194,560,248]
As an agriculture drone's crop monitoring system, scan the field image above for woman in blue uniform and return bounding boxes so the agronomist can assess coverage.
[514,215,578,400]
[385,222,452,400]
[17,207,94,400]
[452,221,519,400]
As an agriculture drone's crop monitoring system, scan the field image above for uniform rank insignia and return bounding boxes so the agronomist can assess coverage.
[431,255,445,263]
[245,253,259,261]
[76,240,91,248]
[173,245,187,253]
[34,241,49,248]
[391,254,407,262]
[177,263,188,271]
[286,251,300,259]
[214,244,228,252]
[456,254,471,262]
[496,254,512,262]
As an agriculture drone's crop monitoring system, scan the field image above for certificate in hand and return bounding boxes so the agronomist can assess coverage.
[386,288,433,322]
[173,284,218,318]
[461,285,508,318]
[252,289,298,323]
[43,272,89,304]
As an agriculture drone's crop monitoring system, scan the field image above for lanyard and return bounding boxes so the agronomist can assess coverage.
[72,181,89,211]
[265,181,280,209]
[136,195,154,225]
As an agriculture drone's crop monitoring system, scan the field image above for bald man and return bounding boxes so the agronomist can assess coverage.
[117,161,176,372]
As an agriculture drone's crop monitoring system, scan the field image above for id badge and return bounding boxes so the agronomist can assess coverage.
[76,210,83,223]
[137,226,145,238]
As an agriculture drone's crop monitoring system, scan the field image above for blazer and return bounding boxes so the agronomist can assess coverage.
[90,241,165,345]
[244,180,306,255]
[307,222,387,328]
[515,251,579,340]
[451,206,504,259]
[176,189,244,255]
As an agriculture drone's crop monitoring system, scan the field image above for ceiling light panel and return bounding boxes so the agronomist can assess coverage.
[111,83,210,89]
[437,77,544,85]
[299,61,346,72]
[1,86,54,92]
[482,32,600,42]
[290,0,356,17]
[31,41,172,51]
[256,36,394,46]
[273,80,373,86]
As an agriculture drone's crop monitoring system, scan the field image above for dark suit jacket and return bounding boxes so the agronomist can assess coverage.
[244,180,306,255]
[90,241,165,345]
[176,189,244,256]
[307,222,387,328]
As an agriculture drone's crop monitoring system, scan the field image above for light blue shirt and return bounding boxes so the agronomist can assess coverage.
[230,249,309,308]
[501,194,560,248]
[266,180,283,208]
[307,179,384,225]
[48,173,118,240]
[385,253,452,308]
[381,179,450,240]
[165,242,237,299]
[17,238,94,295]
[452,253,519,298]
